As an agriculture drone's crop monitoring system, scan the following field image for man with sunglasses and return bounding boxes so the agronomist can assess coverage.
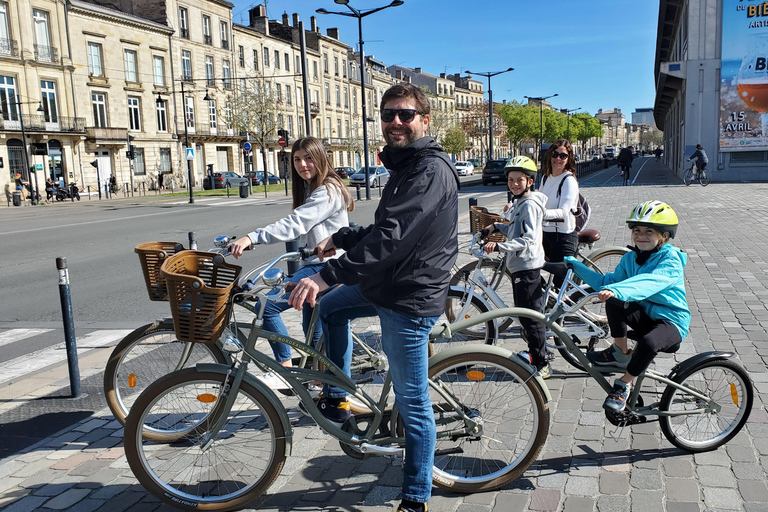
[288,83,459,512]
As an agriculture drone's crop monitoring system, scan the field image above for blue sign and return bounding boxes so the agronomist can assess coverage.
[186,148,194,160]
[243,142,252,152]
[669,63,681,71]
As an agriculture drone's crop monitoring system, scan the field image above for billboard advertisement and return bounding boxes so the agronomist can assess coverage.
[720,1,768,151]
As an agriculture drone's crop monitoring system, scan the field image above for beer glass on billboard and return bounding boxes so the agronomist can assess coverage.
[737,33,768,136]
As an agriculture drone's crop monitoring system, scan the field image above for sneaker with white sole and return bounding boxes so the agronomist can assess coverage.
[603,380,630,412]
[587,344,631,368]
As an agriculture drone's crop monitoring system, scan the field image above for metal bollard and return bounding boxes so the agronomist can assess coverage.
[226,183,231,197]
[468,197,478,208]
[355,184,361,201]
[142,182,146,196]
[56,257,81,398]
[285,240,299,276]
[188,231,198,250]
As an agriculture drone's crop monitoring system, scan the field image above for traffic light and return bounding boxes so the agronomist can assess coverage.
[277,129,288,140]
[126,145,136,160]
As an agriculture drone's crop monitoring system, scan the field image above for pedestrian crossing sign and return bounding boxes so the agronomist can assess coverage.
[186,148,195,160]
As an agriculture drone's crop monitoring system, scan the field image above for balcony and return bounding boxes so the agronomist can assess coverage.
[176,123,236,138]
[180,28,189,39]
[34,44,58,64]
[223,81,232,90]
[0,114,86,133]
[204,34,212,45]
[220,39,229,50]
[207,77,216,87]
[0,38,19,57]
[85,126,128,143]
[182,75,193,83]
[310,102,320,116]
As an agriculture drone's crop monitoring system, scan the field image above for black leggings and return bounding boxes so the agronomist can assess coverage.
[606,299,682,377]
[512,269,547,366]
[542,231,578,289]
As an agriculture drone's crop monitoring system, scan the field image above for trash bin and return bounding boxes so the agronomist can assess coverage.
[12,191,22,206]
[239,182,249,199]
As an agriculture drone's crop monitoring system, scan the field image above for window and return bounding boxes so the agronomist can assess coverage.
[298,116,304,136]
[153,56,165,86]
[205,56,214,86]
[219,21,228,49]
[284,53,290,72]
[296,87,302,107]
[316,118,320,138]
[274,50,279,69]
[285,85,291,105]
[208,100,217,130]
[156,99,167,132]
[33,9,51,61]
[313,60,318,78]
[0,75,18,122]
[295,55,300,72]
[202,15,211,45]
[263,47,269,67]
[313,89,319,104]
[184,96,194,130]
[238,46,244,67]
[92,92,107,127]
[222,60,230,89]
[337,119,341,138]
[345,120,349,138]
[178,7,188,39]
[287,115,293,137]
[0,3,10,56]
[342,59,346,78]
[276,84,282,103]
[128,97,141,131]
[159,148,171,174]
[326,117,331,138]
[334,56,338,76]
[344,87,348,108]
[133,147,145,175]
[87,42,103,76]
[181,50,192,80]
[352,89,357,111]
[253,50,258,71]
[335,85,340,107]
[325,83,330,104]
[124,49,137,83]
[323,53,328,73]
[40,80,58,123]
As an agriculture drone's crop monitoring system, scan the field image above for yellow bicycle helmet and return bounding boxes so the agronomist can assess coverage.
[627,200,679,238]
[504,156,538,178]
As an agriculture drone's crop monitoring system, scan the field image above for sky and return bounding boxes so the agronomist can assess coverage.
[229,0,661,118]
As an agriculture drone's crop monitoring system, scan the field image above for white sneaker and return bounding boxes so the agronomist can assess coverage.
[254,372,291,391]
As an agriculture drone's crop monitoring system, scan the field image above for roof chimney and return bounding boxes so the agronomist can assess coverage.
[439,72,446,78]
[282,12,289,26]
[310,16,317,32]
[327,27,339,39]
[249,5,269,35]
[292,13,300,27]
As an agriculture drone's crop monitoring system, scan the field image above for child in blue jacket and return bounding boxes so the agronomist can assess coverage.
[565,200,690,412]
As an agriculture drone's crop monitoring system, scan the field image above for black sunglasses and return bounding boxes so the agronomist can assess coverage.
[551,152,569,160]
[380,109,423,123]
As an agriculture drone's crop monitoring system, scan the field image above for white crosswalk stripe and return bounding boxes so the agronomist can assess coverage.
[0,330,131,386]
[0,328,54,349]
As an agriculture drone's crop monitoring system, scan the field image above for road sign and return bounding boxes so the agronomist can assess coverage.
[277,137,287,147]
[35,163,43,171]
[243,142,252,152]
[186,148,194,160]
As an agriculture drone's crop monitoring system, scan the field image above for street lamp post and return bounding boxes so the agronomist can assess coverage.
[317,0,404,200]
[14,97,45,205]
[465,68,514,162]
[562,107,581,140]
[180,81,195,204]
[524,93,558,169]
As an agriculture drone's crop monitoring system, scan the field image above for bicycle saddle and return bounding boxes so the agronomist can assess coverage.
[578,229,601,244]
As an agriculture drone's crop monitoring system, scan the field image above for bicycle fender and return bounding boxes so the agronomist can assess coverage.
[428,344,552,403]
[666,351,735,381]
[195,363,293,457]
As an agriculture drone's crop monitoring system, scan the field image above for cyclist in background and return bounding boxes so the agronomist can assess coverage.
[564,201,690,413]
[654,147,662,161]
[617,146,634,185]
[687,144,708,179]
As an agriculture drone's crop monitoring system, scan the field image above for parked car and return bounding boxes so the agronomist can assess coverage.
[203,172,249,190]
[455,161,475,176]
[481,159,508,186]
[349,166,390,187]
[335,166,356,179]
[591,154,602,161]
[251,171,281,185]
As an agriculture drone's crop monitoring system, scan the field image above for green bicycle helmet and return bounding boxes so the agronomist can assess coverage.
[504,156,538,178]
[627,200,679,238]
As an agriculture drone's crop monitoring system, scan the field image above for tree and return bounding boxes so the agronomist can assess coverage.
[441,125,468,156]
[344,123,364,168]
[542,108,566,142]
[498,101,538,156]
[572,112,603,158]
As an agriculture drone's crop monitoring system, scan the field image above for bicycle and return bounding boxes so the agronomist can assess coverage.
[620,163,631,186]
[436,266,753,451]
[123,249,548,510]
[684,161,710,186]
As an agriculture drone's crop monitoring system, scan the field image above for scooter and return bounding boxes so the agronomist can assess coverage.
[69,182,81,201]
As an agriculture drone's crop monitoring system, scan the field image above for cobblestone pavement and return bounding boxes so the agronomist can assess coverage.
[2,161,768,512]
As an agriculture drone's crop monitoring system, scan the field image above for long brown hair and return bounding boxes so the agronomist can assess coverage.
[290,137,354,212]
[542,138,577,179]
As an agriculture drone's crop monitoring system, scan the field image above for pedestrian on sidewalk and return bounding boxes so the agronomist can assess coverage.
[158,172,164,191]
[288,83,459,512]
[228,137,354,367]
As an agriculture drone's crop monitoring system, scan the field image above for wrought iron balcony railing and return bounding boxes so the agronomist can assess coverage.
[0,114,86,132]
[204,35,212,45]
[0,38,19,57]
[34,44,58,63]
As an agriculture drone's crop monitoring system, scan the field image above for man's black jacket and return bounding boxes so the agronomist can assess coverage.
[320,137,459,317]
[617,147,634,165]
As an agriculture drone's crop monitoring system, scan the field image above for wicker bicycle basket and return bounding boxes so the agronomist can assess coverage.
[159,251,242,344]
[135,241,185,301]
[469,205,508,243]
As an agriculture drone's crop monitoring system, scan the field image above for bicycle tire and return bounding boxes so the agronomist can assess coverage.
[659,358,752,452]
[450,257,515,332]
[104,321,229,427]
[124,368,287,511]
[438,288,497,351]
[699,169,710,186]
[571,248,629,321]
[429,351,549,492]
[683,169,694,186]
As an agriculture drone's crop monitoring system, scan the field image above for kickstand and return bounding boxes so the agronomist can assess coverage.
[608,423,627,443]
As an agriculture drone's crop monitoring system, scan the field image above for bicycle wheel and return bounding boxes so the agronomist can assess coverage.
[659,359,752,452]
[429,352,549,493]
[573,247,630,323]
[104,321,229,427]
[683,169,694,186]
[124,368,287,511]
[450,257,515,332]
[438,288,497,352]
[699,169,710,186]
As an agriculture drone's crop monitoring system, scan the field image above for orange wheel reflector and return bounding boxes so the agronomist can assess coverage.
[730,383,739,406]
[127,374,137,388]
[464,314,471,320]
[197,393,218,403]
[466,370,485,381]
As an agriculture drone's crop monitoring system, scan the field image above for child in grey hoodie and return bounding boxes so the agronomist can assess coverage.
[482,156,550,378]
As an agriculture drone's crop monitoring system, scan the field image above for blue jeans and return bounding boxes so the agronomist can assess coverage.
[261,263,323,363]
[319,284,438,503]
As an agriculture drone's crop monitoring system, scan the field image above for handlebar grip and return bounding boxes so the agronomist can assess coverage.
[479,228,490,239]
[300,246,319,260]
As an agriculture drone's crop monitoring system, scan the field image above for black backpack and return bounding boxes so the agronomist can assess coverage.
[543,173,591,232]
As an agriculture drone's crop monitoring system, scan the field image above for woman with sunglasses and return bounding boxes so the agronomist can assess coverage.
[540,139,580,287]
